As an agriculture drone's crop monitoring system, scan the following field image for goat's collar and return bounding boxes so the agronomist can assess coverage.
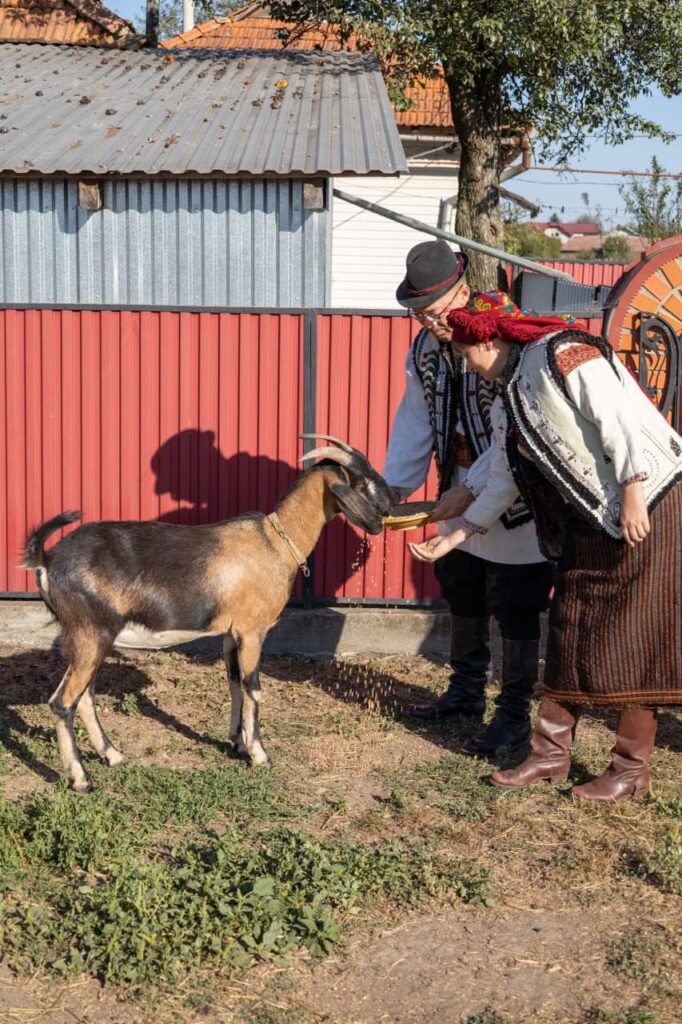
[266,512,311,578]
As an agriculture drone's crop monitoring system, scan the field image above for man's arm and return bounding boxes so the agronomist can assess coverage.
[383,345,434,499]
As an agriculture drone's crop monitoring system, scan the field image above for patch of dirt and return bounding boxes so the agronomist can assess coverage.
[1,644,681,1024]
[294,905,658,1024]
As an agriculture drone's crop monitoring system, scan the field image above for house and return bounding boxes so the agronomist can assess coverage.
[0,41,405,307]
[533,221,646,259]
[534,221,602,244]
[0,0,138,46]
[163,3,532,308]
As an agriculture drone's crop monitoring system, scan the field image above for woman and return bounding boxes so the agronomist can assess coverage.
[410,308,682,802]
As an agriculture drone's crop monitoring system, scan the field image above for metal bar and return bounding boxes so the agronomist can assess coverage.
[0,303,412,317]
[333,187,574,282]
[301,310,318,608]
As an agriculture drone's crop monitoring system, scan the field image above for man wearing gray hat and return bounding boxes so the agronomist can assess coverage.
[384,240,552,757]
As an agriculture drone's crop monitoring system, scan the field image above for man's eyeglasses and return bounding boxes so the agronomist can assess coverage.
[408,291,463,329]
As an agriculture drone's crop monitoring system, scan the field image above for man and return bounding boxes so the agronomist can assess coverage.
[383,239,553,756]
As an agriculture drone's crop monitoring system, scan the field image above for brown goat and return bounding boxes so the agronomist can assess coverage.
[23,436,393,792]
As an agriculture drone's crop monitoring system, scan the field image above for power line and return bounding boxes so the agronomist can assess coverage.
[530,165,682,178]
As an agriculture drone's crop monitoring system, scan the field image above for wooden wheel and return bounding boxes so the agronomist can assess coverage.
[603,235,682,426]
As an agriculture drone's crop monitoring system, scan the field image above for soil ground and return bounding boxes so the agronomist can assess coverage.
[1,643,680,1024]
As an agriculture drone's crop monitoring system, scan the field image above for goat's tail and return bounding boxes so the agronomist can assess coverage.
[22,511,81,569]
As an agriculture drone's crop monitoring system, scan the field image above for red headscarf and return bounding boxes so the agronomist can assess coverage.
[447,308,586,346]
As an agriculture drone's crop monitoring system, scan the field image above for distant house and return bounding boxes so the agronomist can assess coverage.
[163,3,531,308]
[531,221,646,259]
[0,0,139,46]
[534,221,602,244]
[0,41,405,307]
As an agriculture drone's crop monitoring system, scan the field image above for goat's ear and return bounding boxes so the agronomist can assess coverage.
[329,481,382,533]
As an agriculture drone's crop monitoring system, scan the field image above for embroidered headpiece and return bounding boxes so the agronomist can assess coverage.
[447,308,585,347]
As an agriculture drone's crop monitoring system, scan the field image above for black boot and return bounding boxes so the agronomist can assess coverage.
[463,639,539,756]
[408,615,489,721]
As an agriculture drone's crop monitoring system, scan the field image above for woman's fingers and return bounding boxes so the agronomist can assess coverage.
[408,541,437,563]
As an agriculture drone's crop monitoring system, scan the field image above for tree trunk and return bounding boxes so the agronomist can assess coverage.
[446,70,504,293]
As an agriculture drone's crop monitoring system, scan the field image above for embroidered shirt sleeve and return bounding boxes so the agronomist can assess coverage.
[555,343,602,378]
[463,447,493,497]
[563,353,649,484]
[382,343,435,493]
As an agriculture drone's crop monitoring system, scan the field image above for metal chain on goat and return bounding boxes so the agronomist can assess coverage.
[266,511,311,577]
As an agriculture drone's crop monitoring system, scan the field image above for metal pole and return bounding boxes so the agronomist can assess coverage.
[333,187,574,282]
[183,0,194,32]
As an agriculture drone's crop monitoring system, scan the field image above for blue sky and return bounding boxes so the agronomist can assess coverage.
[109,0,681,228]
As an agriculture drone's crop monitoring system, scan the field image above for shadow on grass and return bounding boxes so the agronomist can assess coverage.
[0,643,237,786]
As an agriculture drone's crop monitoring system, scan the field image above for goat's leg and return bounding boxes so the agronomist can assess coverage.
[236,634,269,767]
[49,634,110,793]
[223,634,246,755]
[77,684,124,767]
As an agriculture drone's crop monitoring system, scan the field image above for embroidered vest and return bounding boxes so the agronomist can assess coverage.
[411,327,532,529]
[505,335,682,539]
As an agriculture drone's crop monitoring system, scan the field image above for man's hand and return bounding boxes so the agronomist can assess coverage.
[620,481,650,547]
[430,484,474,523]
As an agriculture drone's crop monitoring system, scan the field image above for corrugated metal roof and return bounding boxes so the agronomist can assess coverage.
[163,11,454,130]
[0,41,407,177]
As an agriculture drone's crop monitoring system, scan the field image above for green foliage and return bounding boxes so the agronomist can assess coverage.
[652,795,682,820]
[618,157,682,243]
[273,0,682,159]
[503,223,562,258]
[0,767,490,989]
[606,932,659,982]
[623,830,682,896]
[583,1008,657,1024]
[601,235,633,262]
[462,1010,512,1024]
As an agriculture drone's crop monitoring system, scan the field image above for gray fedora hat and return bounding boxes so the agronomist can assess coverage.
[396,240,469,309]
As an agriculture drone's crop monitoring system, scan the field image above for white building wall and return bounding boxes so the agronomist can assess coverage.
[330,167,459,309]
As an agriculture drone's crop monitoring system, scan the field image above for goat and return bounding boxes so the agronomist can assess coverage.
[23,436,393,793]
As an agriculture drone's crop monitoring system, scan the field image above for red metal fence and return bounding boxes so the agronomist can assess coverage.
[0,306,440,602]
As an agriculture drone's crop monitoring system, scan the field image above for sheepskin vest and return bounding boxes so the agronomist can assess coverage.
[505,334,682,540]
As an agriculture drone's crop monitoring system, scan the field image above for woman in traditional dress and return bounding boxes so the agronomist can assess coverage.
[410,308,682,802]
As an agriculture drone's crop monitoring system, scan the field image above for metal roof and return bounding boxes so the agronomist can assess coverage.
[0,41,407,178]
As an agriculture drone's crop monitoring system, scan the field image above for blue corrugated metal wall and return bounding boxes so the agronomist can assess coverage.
[0,178,329,308]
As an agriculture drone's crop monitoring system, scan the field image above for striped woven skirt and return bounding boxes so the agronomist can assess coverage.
[544,484,682,707]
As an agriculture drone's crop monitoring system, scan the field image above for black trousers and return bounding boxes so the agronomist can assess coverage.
[434,548,554,643]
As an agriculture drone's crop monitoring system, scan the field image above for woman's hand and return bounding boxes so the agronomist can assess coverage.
[430,484,474,522]
[409,526,470,562]
[620,481,650,547]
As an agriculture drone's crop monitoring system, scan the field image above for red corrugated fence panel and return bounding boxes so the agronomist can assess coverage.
[0,310,305,593]
[314,313,441,602]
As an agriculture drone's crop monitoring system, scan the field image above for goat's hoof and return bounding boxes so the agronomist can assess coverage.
[70,775,95,795]
[104,747,124,767]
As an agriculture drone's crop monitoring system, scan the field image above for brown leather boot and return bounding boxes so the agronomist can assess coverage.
[571,708,657,802]
[490,698,579,788]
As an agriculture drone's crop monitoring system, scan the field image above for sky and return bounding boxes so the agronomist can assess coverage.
[109,0,681,230]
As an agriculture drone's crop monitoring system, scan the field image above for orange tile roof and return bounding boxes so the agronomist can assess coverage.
[0,0,138,45]
[163,12,454,130]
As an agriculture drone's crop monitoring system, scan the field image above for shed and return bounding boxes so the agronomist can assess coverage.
[0,40,406,308]
[164,2,530,308]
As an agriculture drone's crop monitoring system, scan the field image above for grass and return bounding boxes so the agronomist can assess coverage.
[1,647,681,1023]
[0,762,490,990]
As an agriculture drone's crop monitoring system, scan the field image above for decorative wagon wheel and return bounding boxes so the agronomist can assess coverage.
[603,235,682,427]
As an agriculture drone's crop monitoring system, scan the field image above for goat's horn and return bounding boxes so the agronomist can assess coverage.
[298,433,354,453]
[299,446,354,467]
